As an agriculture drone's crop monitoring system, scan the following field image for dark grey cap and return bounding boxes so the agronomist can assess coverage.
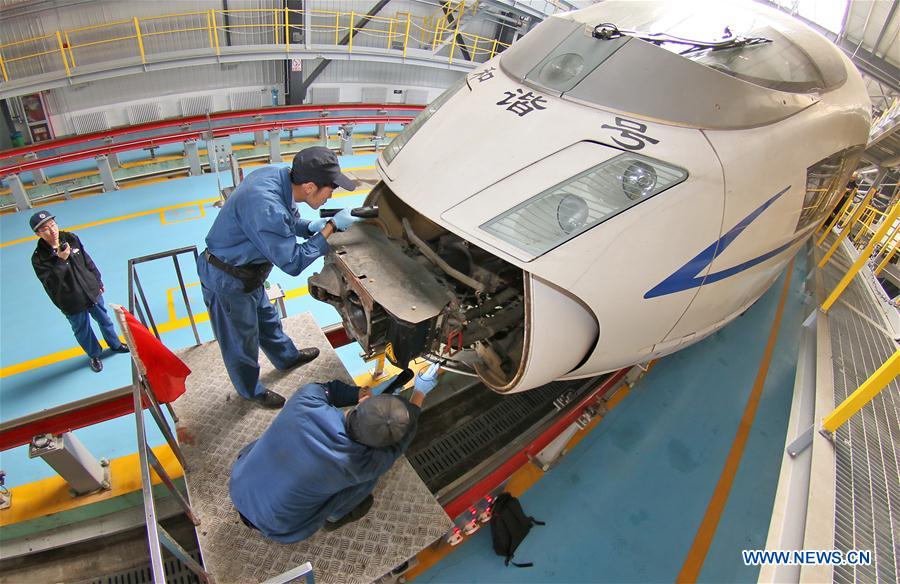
[347,395,412,448]
[290,146,356,191]
[29,210,55,232]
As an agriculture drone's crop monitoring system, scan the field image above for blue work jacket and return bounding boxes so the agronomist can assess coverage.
[205,166,328,288]
[229,381,420,543]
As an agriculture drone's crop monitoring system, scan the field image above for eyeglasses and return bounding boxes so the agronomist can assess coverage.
[36,220,57,234]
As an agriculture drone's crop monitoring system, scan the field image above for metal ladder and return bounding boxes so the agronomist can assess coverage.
[122,246,211,583]
[123,247,316,583]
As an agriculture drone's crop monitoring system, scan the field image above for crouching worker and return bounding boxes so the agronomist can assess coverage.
[229,363,441,543]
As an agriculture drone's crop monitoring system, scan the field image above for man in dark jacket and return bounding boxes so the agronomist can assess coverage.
[30,210,128,372]
[229,363,441,543]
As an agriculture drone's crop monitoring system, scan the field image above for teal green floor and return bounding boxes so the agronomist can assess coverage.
[1,146,809,581]
[420,258,808,583]
[0,154,376,486]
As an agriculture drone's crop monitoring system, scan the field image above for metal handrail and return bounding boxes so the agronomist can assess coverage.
[820,198,899,312]
[0,324,356,453]
[809,173,900,441]
[0,112,417,176]
[0,385,132,452]
[112,304,212,584]
[261,562,315,584]
[821,350,899,435]
[0,104,422,163]
[128,246,202,346]
[0,7,511,83]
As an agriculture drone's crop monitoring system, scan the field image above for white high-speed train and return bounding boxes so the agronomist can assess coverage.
[310,0,871,392]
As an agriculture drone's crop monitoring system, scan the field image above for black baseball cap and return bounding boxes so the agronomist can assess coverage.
[346,395,415,448]
[29,210,55,232]
[290,146,356,191]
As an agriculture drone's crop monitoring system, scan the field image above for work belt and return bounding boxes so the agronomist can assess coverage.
[204,249,273,293]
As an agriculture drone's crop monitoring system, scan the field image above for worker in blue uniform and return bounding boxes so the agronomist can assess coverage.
[229,363,441,543]
[198,147,360,409]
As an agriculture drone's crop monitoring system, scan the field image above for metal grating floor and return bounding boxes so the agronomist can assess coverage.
[407,379,598,492]
[819,241,900,584]
[76,551,203,584]
[172,313,451,584]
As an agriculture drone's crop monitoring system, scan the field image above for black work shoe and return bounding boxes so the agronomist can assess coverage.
[323,494,374,531]
[90,358,103,373]
[110,344,130,354]
[250,390,285,409]
[284,347,320,369]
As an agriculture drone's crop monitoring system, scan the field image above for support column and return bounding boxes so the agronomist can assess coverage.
[96,155,118,192]
[23,153,47,185]
[374,109,387,140]
[7,174,31,210]
[303,2,311,49]
[254,130,266,146]
[29,432,109,496]
[319,110,330,143]
[269,130,282,163]
[229,154,241,189]
[339,122,355,156]
[104,137,120,168]
[184,139,203,176]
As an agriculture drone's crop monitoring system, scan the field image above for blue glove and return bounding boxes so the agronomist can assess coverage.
[414,362,441,395]
[332,208,362,232]
[307,217,329,235]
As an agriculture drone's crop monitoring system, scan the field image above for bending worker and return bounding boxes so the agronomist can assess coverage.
[230,363,441,543]
[198,147,360,409]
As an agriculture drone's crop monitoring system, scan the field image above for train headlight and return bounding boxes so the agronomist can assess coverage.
[482,153,687,256]
[621,161,658,200]
[382,76,468,165]
[557,194,589,234]
[539,53,585,90]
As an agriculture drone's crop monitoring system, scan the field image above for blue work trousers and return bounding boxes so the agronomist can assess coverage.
[326,480,378,522]
[199,259,300,399]
[65,296,123,359]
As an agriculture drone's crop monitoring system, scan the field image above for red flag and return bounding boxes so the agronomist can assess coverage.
[122,309,191,403]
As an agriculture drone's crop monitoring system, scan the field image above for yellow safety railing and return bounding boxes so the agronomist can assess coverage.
[814,184,900,440]
[820,200,899,312]
[821,350,899,434]
[816,181,899,313]
[0,7,510,82]
[874,228,899,275]
[817,187,876,269]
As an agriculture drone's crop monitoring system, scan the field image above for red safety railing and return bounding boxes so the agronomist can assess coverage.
[1,110,421,176]
[0,114,417,176]
[0,324,357,452]
[0,103,423,163]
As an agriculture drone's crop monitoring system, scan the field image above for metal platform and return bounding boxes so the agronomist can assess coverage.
[817,244,900,584]
[172,313,451,584]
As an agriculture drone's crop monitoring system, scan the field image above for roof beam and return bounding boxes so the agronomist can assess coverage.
[872,0,899,58]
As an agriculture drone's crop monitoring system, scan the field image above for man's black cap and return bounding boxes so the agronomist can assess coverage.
[29,210,55,232]
[347,395,413,448]
[290,146,356,191]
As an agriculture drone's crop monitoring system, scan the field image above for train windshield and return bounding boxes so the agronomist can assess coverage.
[652,24,835,93]
[502,1,845,95]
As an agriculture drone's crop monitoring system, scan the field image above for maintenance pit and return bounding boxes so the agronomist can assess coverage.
[165,311,618,583]
[172,314,452,584]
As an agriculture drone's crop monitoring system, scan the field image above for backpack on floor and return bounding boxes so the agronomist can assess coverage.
[490,492,545,567]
